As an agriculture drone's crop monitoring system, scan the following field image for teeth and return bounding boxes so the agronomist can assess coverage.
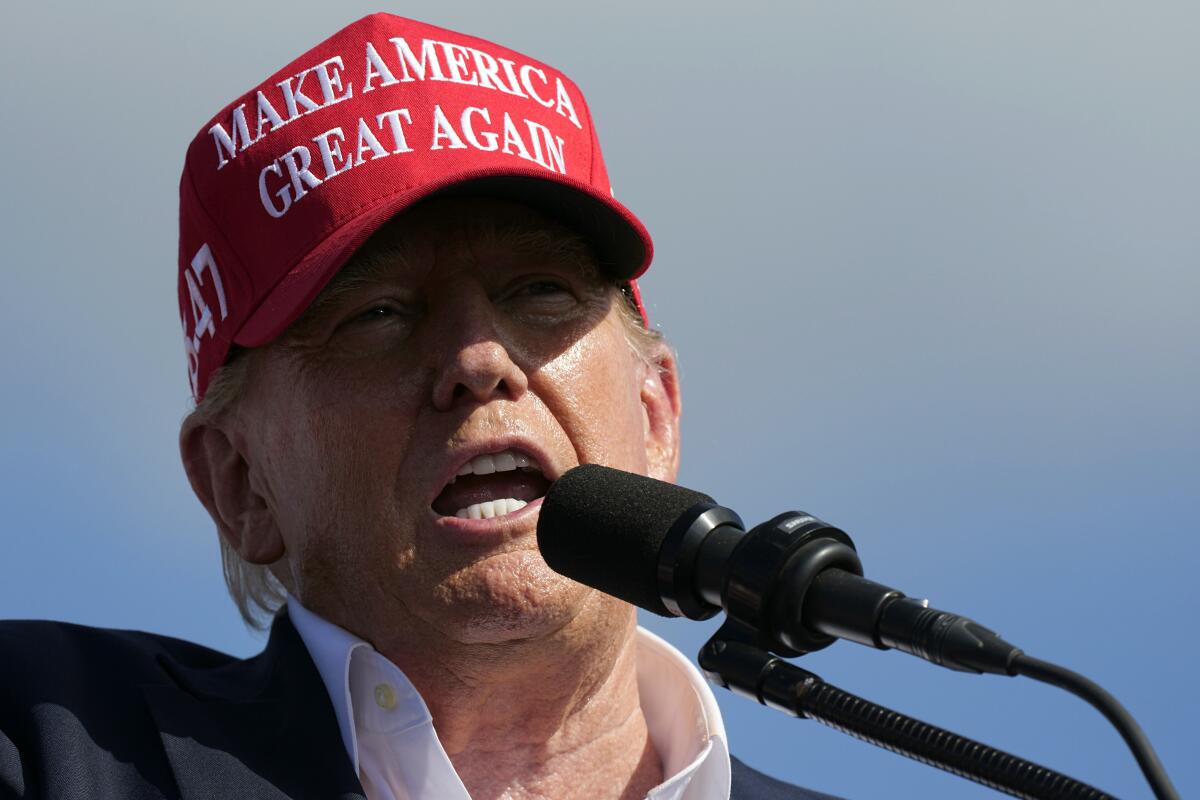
[453,498,528,519]
[444,450,541,519]
[454,449,540,478]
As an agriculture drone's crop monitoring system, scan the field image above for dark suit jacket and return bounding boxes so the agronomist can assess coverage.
[0,613,838,799]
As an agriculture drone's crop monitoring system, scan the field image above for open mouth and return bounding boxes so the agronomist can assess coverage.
[431,449,550,519]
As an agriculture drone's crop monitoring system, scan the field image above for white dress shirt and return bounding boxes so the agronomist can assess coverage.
[287,596,731,800]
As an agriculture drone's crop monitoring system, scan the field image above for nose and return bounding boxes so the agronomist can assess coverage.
[429,292,529,412]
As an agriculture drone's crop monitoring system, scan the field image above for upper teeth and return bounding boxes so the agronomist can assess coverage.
[454,449,538,478]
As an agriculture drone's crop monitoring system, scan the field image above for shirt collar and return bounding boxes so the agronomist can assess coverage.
[636,626,731,800]
[286,595,369,770]
[287,595,730,799]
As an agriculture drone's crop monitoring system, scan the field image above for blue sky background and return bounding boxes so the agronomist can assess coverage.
[1,3,1196,798]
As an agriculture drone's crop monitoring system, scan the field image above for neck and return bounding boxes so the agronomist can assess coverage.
[342,593,663,800]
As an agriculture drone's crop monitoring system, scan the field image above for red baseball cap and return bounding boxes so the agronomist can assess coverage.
[178,13,652,401]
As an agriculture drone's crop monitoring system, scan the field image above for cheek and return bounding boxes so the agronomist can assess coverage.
[535,324,648,470]
[251,359,424,550]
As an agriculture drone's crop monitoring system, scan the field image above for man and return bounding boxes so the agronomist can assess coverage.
[1,14,834,799]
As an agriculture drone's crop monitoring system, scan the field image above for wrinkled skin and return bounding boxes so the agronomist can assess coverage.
[181,197,681,799]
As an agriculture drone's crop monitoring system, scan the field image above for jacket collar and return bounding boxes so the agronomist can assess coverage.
[141,609,366,800]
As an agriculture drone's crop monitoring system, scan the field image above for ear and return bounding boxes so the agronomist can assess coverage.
[180,414,284,565]
[640,347,682,482]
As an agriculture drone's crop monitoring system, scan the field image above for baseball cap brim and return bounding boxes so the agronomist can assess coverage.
[235,167,652,348]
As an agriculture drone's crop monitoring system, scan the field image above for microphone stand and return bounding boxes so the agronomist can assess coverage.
[699,619,1114,800]
[536,467,1178,796]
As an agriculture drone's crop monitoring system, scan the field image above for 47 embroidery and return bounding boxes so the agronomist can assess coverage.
[182,243,229,397]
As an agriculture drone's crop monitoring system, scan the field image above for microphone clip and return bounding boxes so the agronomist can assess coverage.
[667,508,863,657]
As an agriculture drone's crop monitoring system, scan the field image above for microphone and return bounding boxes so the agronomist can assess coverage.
[539,465,1184,800]
[537,464,1022,675]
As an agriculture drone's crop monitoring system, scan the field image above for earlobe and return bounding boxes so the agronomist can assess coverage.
[640,349,682,482]
[179,416,285,565]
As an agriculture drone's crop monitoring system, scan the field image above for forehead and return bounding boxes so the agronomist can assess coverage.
[339,195,599,286]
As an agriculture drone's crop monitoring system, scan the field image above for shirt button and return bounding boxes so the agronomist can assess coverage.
[374,683,397,711]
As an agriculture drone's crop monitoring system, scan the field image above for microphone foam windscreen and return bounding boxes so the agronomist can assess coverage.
[536,464,715,616]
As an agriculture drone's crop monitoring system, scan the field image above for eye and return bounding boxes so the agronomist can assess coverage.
[520,279,571,296]
[353,297,425,322]
[334,300,418,336]
[356,304,399,321]
[506,276,578,307]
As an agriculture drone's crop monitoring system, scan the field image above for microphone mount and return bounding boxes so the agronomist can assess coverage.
[664,507,1023,674]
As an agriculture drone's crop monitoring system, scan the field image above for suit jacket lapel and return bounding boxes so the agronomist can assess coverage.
[142,611,366,800]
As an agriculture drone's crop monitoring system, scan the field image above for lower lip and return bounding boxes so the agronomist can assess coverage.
[429,496,544,544]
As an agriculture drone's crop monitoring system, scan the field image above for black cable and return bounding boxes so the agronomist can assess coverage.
[1011,654,1179,800]
[789,670,1113,799]
[704,633,1119,799]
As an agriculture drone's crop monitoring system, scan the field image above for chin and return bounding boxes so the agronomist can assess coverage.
[432,549,601,645]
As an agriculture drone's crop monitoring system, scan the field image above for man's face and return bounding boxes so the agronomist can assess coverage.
[219,197,678,645]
